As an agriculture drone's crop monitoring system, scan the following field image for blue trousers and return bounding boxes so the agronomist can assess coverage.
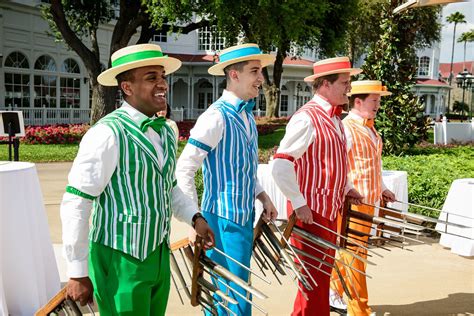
[203,212,254,316]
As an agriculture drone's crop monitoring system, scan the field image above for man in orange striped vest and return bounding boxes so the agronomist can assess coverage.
[271,57,364,316]
[330,80,396,316]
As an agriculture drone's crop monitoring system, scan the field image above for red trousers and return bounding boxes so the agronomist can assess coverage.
[288,202,337,316]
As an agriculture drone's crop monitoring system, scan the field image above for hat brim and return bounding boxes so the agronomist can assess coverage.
[347,90,392,96]
[97,57,182,86]
[304,68,363,82]
[208,54,276,76]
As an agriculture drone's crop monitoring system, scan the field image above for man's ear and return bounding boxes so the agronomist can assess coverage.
[120,81,133,96]
[228,69,239,81]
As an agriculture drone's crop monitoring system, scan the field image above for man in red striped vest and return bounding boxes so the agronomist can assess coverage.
[271,57,364,316]
[330,80,396,316]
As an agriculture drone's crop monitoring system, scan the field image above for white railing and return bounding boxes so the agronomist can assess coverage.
[434,117,474,144]
[0,107,91,126]
[170,108,184,122]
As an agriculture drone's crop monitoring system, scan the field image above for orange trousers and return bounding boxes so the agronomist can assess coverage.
[331,204,374,316]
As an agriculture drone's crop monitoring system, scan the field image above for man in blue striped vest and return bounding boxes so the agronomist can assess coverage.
[176,43,278,315]
[60,43,214,315]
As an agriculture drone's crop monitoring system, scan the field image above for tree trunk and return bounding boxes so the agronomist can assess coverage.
[90,81,117,125]
[262,83,279,117]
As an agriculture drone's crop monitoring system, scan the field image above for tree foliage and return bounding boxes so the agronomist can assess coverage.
[361,0,441,155]
[42,0,207,124]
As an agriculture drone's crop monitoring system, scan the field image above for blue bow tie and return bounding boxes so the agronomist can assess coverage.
[237,99,256,113]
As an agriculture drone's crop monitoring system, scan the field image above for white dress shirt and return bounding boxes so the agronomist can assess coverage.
[271,94,353,210]
[176,89,264,205]
[61,102,198,278]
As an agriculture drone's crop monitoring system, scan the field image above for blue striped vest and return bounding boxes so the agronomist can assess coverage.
[199,99,258,225]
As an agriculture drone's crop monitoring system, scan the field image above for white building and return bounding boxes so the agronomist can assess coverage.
[413,44,451,118]
[0,1,314,125]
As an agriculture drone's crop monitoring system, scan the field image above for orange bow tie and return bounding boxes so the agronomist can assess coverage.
[364,119,374,128]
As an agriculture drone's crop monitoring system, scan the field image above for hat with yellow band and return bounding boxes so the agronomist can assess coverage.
[347,80,392,96]
[208,43,276,76]
[97,44,181,86]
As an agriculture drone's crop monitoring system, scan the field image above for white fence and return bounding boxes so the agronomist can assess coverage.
[434,117,474,145]
[0,107,187,126]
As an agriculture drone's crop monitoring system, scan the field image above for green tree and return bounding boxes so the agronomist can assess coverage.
[43,0,207,124]
[446,11,466,112]
[457,29,474,70]
[150,0,357,117]
[361,0,441,154]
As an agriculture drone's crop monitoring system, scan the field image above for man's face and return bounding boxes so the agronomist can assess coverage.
[121,65,168,117]
[231,60,264,100]
[355,93,381,119]
[327,73,351,106]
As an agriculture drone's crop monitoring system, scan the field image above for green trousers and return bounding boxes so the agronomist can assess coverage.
[89,242,170,316]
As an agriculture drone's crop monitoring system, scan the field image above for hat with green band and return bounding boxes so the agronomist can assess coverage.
[98,44,181,86]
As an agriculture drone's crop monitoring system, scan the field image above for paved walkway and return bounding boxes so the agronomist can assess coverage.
[36,162,474,316]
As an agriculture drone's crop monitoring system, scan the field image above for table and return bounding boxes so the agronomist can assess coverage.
[0,161,60,315]
[255,163,409,223]
[436,178,474,257]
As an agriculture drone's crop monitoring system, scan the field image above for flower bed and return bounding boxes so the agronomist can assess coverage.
[21,124,90,144]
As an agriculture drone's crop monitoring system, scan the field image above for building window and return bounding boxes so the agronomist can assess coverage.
[198,26,226,51]
[417,56,430,77]
[5,51,29,69]
[197,80,213,109]
[280,95,288,112]
[153,29,167,43]
[34,55,57,108]
[60,58,81,108]
[4,51,30,108]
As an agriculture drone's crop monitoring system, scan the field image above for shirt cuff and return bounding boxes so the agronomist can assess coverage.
[255,182,264,197]
[66,260,89,278]
[291,194,308,210]
[344,179,354,195]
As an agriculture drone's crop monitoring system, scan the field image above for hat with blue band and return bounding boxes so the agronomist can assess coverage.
[208,43,276,76]
[98,44,181,86]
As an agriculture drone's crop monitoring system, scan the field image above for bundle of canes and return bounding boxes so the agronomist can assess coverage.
[35,287,95,316]
[169,236,270,315]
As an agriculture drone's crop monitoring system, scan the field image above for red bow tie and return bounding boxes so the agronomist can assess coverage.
[328,105,343,117]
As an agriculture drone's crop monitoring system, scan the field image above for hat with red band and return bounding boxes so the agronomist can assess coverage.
[304,57,362,82]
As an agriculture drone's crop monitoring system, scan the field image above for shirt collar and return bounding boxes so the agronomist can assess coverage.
[312,94,334,113]
[347,111,364,121]
[120,101,154,126]
[221,89,255,113]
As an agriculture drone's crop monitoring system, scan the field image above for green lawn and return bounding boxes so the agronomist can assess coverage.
[0,144,79,162]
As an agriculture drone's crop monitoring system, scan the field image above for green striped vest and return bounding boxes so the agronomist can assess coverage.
[89,109,177,261]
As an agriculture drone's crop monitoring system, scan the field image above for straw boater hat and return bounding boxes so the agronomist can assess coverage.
[97,44,182,86]
[347,80,392,97]
[208,43,276,76]
[303,57,362,82]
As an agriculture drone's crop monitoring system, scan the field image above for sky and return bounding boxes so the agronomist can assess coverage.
[439,1,474,63]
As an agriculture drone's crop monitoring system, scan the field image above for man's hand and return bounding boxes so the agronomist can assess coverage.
[257,191,278,222]
[382,189,396,203]
[66,277,94,306]
[346,189,364,205]
[188,227,197,246]
[194,218,215,250]
[294,205,313,224]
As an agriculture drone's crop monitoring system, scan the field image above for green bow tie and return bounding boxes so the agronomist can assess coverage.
[140,116,166,134]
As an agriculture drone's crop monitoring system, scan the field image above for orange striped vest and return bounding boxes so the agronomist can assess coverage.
[343,117,383,204]
[293,101,348,221]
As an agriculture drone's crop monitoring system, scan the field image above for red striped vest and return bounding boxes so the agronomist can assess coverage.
[293,100,348,220]
[343,118,383,204]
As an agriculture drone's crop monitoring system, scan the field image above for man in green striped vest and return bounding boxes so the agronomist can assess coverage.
[60,43,214,315]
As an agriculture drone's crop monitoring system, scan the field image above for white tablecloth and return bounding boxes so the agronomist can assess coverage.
[0,161,60,315]
[436,178,474,257]
[255,163,409,223]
